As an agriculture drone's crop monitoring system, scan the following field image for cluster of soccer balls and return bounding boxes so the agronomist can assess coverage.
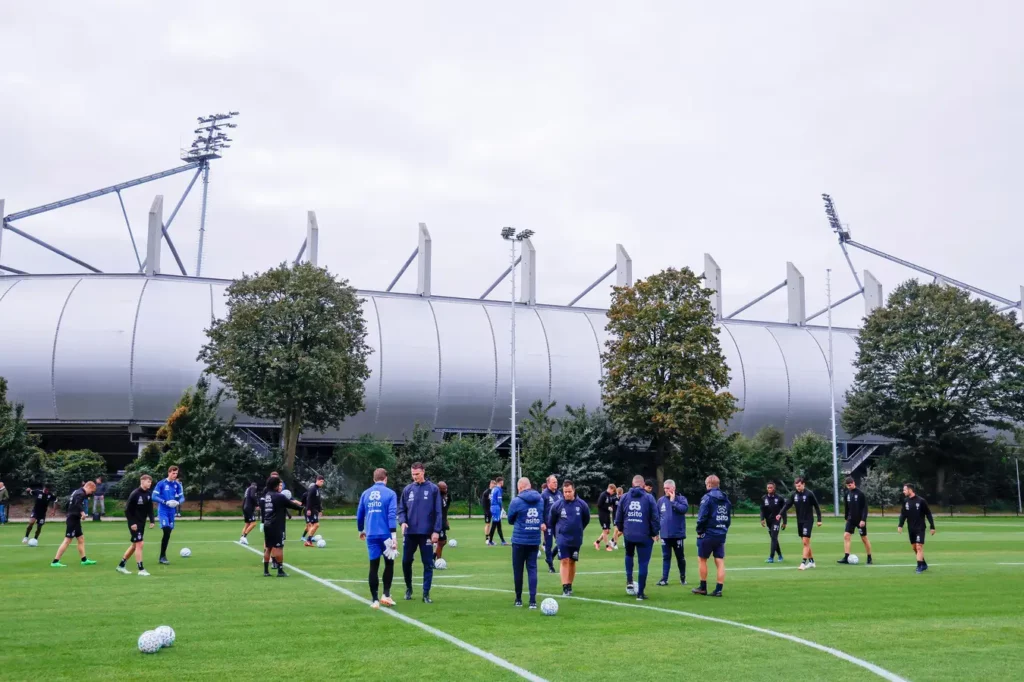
[312,534,327,548]
[137,625,176,654]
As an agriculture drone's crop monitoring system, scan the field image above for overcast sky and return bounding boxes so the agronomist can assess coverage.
[1,1,1021,327]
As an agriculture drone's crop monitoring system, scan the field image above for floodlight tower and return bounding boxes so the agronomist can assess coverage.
[182,111,239,276]
[501,226,534,483]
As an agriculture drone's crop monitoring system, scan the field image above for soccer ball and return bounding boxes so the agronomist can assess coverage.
[179,548,191,558]
[283,489,293,500]
[626,582,637,596]
[435,558,447,570]
[540,598,559,616]
[138,630,162,654]
[155,625,175,648]
[27,538,38,547]
[316,539,327,548]
[448,539,457,548]
[312,534,323,542]
[849,554,860,565]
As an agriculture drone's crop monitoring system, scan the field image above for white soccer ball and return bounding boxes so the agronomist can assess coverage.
[448,539,457,548]
[155,625,175,648]
[283,489,293,500]
[849,554,860,565]
[138,630,162,654]
[312,534,323,542]
[179,548,191,558]
[27,538,38,547]
[626,582,637,596]
[435,558,447,570]
[541,598,559,616]
[316,539,327,548]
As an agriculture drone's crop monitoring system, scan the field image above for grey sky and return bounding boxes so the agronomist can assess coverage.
[1,1,1021,327]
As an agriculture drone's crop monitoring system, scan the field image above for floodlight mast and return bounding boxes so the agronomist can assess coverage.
[182,112,240,276]
[501,227,535,483]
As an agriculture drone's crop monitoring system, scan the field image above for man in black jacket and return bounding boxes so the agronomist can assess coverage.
[897,483,936,573]
[117,475,155,576]
[760,482,787,563]
[240,481,260,545]
[779,477,821,571]
[838,476,872,565]
[51,481,97,568]
[302,476,325,547]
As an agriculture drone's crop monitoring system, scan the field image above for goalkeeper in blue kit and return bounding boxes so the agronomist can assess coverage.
[357,468,399,609]
[152,466,185,564]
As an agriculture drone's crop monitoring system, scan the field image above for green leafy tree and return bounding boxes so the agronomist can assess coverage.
[790,431,834,494]
[602,268,737,493]
[431,436,501,514]
[860,466,899,516]
[199,262,372,472]
[334,435,397,501]
[39,450,106,498]
[843,281,1024,498]
[733,426,792,501]
[0,377,41,489]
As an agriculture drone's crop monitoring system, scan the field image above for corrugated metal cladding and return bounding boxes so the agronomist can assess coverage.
[0,275,866,443]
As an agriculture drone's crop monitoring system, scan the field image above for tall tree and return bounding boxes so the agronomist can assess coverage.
[789,431,834,495]
[734,426,792,501]
[601,267,737,492]
[200,262,372,472]
[859,466,899,516]
[0,377,41,488]
[431,436,501,514]
[843,281,1024,498]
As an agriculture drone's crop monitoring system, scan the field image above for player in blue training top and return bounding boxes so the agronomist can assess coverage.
[357,467,399,609]
[692,474,731,598]
[151,466,185,564]
[487,476,507,545]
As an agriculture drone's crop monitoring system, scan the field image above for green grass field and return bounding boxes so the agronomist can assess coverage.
[2,515,1023,681]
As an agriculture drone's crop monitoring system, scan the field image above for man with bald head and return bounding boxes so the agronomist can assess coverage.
[615,474,660,600]
[539,475,561,573]
[507,477,544,608]
[693,474,732,597]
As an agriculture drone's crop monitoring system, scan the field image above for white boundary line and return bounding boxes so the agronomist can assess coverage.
[426,582,909,682]
[0,539,241,548]
[236,543,546,682]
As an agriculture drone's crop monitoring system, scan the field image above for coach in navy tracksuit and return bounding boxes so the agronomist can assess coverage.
[507,478,545,608]
[398,462,443,603]
[692,474,732,597]
[615,475,660,600]
[539,475,561,573]
[548,480,590,596]
[657,479,689,586]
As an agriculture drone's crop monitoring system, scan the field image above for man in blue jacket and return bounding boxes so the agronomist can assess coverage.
[357,467,399,609]
[614,475,660,600]
[692,474,732,598]
[398,462,442,604]
[487,476,507,546]
[507,477,545,608]
[656,478,689,586]
[539,475,561,573]
[548,480,590,596]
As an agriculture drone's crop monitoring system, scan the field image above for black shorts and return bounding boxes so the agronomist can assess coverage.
[265,530,284,549]
[65,517,83,539]
[663,537,685,550]
[305,512,319,524]
[798,524,813,538]
[484,514,493,524]
[907,528,926,545]
[243,509,257,524]
[128,523,145,543]
[439,529,448,541]
[599,515,611,531]
[31,514,46,525]
[558,545,581,561]
[845,519,867,537]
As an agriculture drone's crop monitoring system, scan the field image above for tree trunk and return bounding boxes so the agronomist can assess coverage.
[283,415,301,473]
[656,463,665,498]
[936,465,946,501]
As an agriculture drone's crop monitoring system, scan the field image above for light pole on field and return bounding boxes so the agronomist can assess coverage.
[501,226,534,483]
[828,268,840,516]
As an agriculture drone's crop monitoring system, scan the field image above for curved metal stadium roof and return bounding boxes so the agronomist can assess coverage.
[0,273,868,444]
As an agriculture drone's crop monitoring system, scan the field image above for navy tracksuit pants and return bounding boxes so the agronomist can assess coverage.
[402,534,435,594]
[625,540,653,595]
[512,544,539,602]
[543,528,555,569]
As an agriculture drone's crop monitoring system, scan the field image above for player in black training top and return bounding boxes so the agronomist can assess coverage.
[117,474,156,576]
[23,484,57,544]
[435,481,451,564]
[51,481,97,567]
[779,477,821,571]
[262,475,304,577]
[838,476,873,565]
[594,484,620,551]
[897,483,936,573]
[759,482,787,563]
[302,475,325,546]
[240,481,261,546]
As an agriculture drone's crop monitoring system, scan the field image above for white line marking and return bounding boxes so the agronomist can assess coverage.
[236,543,546,682]
[427,583,909,682]
[0,539,240,548]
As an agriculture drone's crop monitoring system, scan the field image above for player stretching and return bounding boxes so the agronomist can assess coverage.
[760,482,786,563]
[540,475,561,573]
[897,483,936,573]
[481,480,496,543]
[779,477,821,571]
[152,466,185,565]
[51,481,97,567]
[357,468,399,609]
[117,474,155,576]
[548,480,590,596]
[240,481,260,545]
[838,476,872,565]
[434,481,450,564]
[302,476,325,546]
[23,484,56,545]
[487,476,507,545]
[262,475,304,577]
[594,484,619,551]
[692,475,731,597]
[615,475,660,600]
[398,462,442,603]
